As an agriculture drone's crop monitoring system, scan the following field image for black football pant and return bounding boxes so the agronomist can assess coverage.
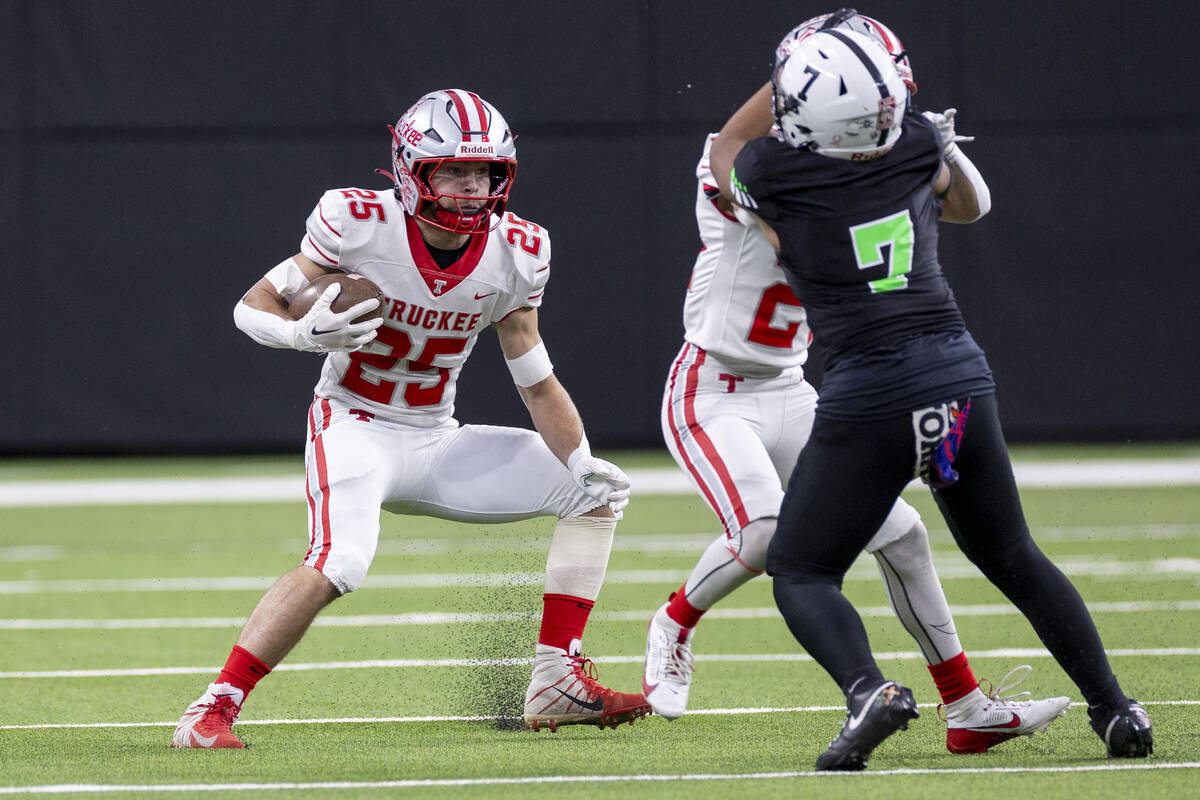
[767,392,1127,709]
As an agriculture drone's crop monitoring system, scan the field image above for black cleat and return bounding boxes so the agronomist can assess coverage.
[816,680,920,771]
[1089,701,1153,758]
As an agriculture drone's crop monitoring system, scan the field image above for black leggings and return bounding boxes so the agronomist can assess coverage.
[767,393,1124,706]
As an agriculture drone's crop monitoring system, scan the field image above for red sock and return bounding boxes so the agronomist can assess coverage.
[538,594,594,652]
[928,651,978,704]
[217,645,271,696]
[665,587,705,628]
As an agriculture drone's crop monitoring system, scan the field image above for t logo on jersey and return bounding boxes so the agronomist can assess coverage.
[432,278,448,295]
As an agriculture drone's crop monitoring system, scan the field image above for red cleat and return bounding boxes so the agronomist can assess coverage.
[524,645,651,731]
[170,682,246,749]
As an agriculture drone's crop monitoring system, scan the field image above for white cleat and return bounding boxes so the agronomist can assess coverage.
[944,665,1071,753]
[642,603,695,720]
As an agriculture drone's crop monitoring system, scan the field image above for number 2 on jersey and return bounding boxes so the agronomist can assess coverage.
[849,210,913,293]
[339,327,467,407]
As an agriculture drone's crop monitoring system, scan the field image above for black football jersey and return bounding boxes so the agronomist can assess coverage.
[732,112,994,419]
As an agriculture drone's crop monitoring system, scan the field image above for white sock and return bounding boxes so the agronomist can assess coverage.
[543,515,616,601]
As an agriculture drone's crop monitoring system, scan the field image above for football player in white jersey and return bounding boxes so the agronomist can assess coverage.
[171,89,650,748]
[642,10,1073,756]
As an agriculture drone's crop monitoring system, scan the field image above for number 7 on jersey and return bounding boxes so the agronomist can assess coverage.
[849,209,914,293]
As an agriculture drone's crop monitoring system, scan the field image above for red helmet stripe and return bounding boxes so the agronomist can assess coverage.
[859,15,896,53]
[445,89,491,143]
[463,91,490,139]
[444,90,475,141]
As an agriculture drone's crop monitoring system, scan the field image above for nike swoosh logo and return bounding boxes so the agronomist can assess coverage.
[190,730,218,747]
[474,292,496,299]
[311,326,340,335]
[552,686,604,712]
[847,685,889,731]
[996,714,1022,729]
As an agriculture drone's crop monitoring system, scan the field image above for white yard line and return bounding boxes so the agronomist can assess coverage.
[3,699,1197,731]
[369,523,1200,556]
[3,557,1199,595]
[1,459,1199,507]
[3,600,1198,631]
[3,647,1197,680]
[1,762,1198,794]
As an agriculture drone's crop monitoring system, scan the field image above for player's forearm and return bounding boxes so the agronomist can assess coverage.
[518,377,586,466]
[233,299,299,349]
[940,150,991,223]
[711,82,775,199]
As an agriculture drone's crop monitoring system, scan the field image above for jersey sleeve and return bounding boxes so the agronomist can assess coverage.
[300,190,349,267]
[492,214,552,322]
[730,139,783,223]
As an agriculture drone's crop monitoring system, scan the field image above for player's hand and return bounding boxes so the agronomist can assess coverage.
[922,108,975,159]
[570,455,631,518]
[290,284,383,353]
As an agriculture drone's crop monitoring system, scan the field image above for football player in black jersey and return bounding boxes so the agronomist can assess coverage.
[708,25,1152,770]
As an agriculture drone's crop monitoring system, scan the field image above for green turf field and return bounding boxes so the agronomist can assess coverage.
[1,447,1198,797]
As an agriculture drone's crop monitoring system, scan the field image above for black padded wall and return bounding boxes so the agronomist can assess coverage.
[4,1,1197,453]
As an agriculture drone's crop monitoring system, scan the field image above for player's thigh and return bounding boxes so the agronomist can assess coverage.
[304,411,394,592]
[664,386,785,534]
[406,424,594,522]
[931,393,1031,559]
[770,414,913,578]
[764,378,819,484]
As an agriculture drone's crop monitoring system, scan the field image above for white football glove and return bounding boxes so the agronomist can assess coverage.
[922,107,975,161]
[568,449,631,518]
[290,284,383,353]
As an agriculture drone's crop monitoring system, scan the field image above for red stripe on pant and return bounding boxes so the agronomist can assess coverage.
[666,344,750,533]
[304,398,334,572]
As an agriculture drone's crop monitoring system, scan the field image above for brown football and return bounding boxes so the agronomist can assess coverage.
[287,273,385,323]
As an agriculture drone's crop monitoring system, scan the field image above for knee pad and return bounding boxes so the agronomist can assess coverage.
[320,549,373,595]
[871,519,931,567]
[732,517,776,572]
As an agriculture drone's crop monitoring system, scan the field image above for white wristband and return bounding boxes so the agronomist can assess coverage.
[233,301,301,350]
[506,340,554,387]
[264,257,311,300]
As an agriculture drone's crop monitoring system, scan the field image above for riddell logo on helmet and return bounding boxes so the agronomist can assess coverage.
[456,143,496,157]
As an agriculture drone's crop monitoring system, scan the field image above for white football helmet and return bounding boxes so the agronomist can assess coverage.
[772,29,908,160]
[774,8,916,94]
[388,89,517,233]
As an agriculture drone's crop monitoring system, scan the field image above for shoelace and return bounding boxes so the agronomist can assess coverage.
[937,665,1038,722]
[660,636,695,681]
[981,664,1037,706]
[568,653,616,699]
[200,694,241,725]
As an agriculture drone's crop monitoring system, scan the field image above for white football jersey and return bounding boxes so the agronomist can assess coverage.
[299,187,550,427]
[681,134,812,376]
